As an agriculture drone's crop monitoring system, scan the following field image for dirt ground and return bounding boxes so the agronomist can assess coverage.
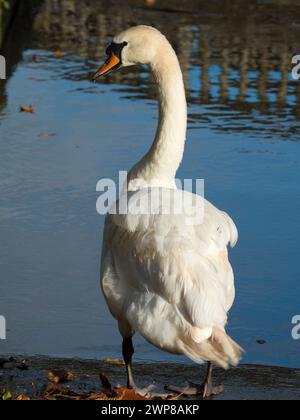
[0,356,300,400]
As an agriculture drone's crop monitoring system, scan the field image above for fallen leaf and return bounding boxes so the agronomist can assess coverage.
[54,50,62,58]
[99,373,117,398]
[115,388,152,401]
[35,379,173,401]
[9,371,177,401]
[103,358,125,367]
[2,390,12,401]
[99,374,152,400]
[48,370,75,384]
[16,395,30,401]
[20,105,34,114]
[40,383,81,401]
[42,382,60,397]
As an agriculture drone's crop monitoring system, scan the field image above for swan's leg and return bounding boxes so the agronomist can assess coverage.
[200,362,224,399]
[122,336,136,389]
[122,336,174,399]
[165,362,224,399]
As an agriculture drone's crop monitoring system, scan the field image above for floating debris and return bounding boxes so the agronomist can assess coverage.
[20,105,34,114]
[38,132,57,139]
[54,50,63,58]
[257,340,267,345]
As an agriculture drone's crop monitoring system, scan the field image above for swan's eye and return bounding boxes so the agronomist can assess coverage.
[106,42,128,56]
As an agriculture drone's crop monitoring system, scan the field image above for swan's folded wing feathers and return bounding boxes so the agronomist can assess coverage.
[107,189,237,331]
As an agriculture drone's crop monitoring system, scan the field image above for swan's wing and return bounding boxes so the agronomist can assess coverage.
[104,188,238,331]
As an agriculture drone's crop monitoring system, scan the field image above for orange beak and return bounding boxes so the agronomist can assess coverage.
[92,53,121,81]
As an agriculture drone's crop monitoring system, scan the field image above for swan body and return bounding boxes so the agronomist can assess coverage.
[94,26,242,393]
[102,190,239,368]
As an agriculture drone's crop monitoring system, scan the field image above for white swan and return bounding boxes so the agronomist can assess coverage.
[93,26,243,399]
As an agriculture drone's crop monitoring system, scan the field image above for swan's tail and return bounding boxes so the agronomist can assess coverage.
[181,327,244,369]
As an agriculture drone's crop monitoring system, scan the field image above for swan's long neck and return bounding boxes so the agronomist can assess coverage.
[128,43,187,190]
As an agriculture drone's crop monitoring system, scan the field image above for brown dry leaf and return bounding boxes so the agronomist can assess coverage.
[54,50,62,58]
[166,393,182,400]
[40,383,79,400]
[145,0,157,5]
[35,373,176,401]
[75,388,152,401]
[41,382,61,398]
[38,384,166,401]
[48,369,75,384]
[116,388,152,401]
[16,395,30,401]
[83,392,109,401]
[20,105,34,114]
[99,373,151,401]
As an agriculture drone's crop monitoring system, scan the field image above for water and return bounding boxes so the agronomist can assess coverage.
[0,0,299,368]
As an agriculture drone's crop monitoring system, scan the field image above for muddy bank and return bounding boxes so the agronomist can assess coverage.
[0,356,300,400]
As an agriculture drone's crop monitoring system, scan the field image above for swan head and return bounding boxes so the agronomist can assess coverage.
[92,26,168,80]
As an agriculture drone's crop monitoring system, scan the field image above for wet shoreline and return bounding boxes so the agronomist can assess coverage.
[1,355,300,400]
